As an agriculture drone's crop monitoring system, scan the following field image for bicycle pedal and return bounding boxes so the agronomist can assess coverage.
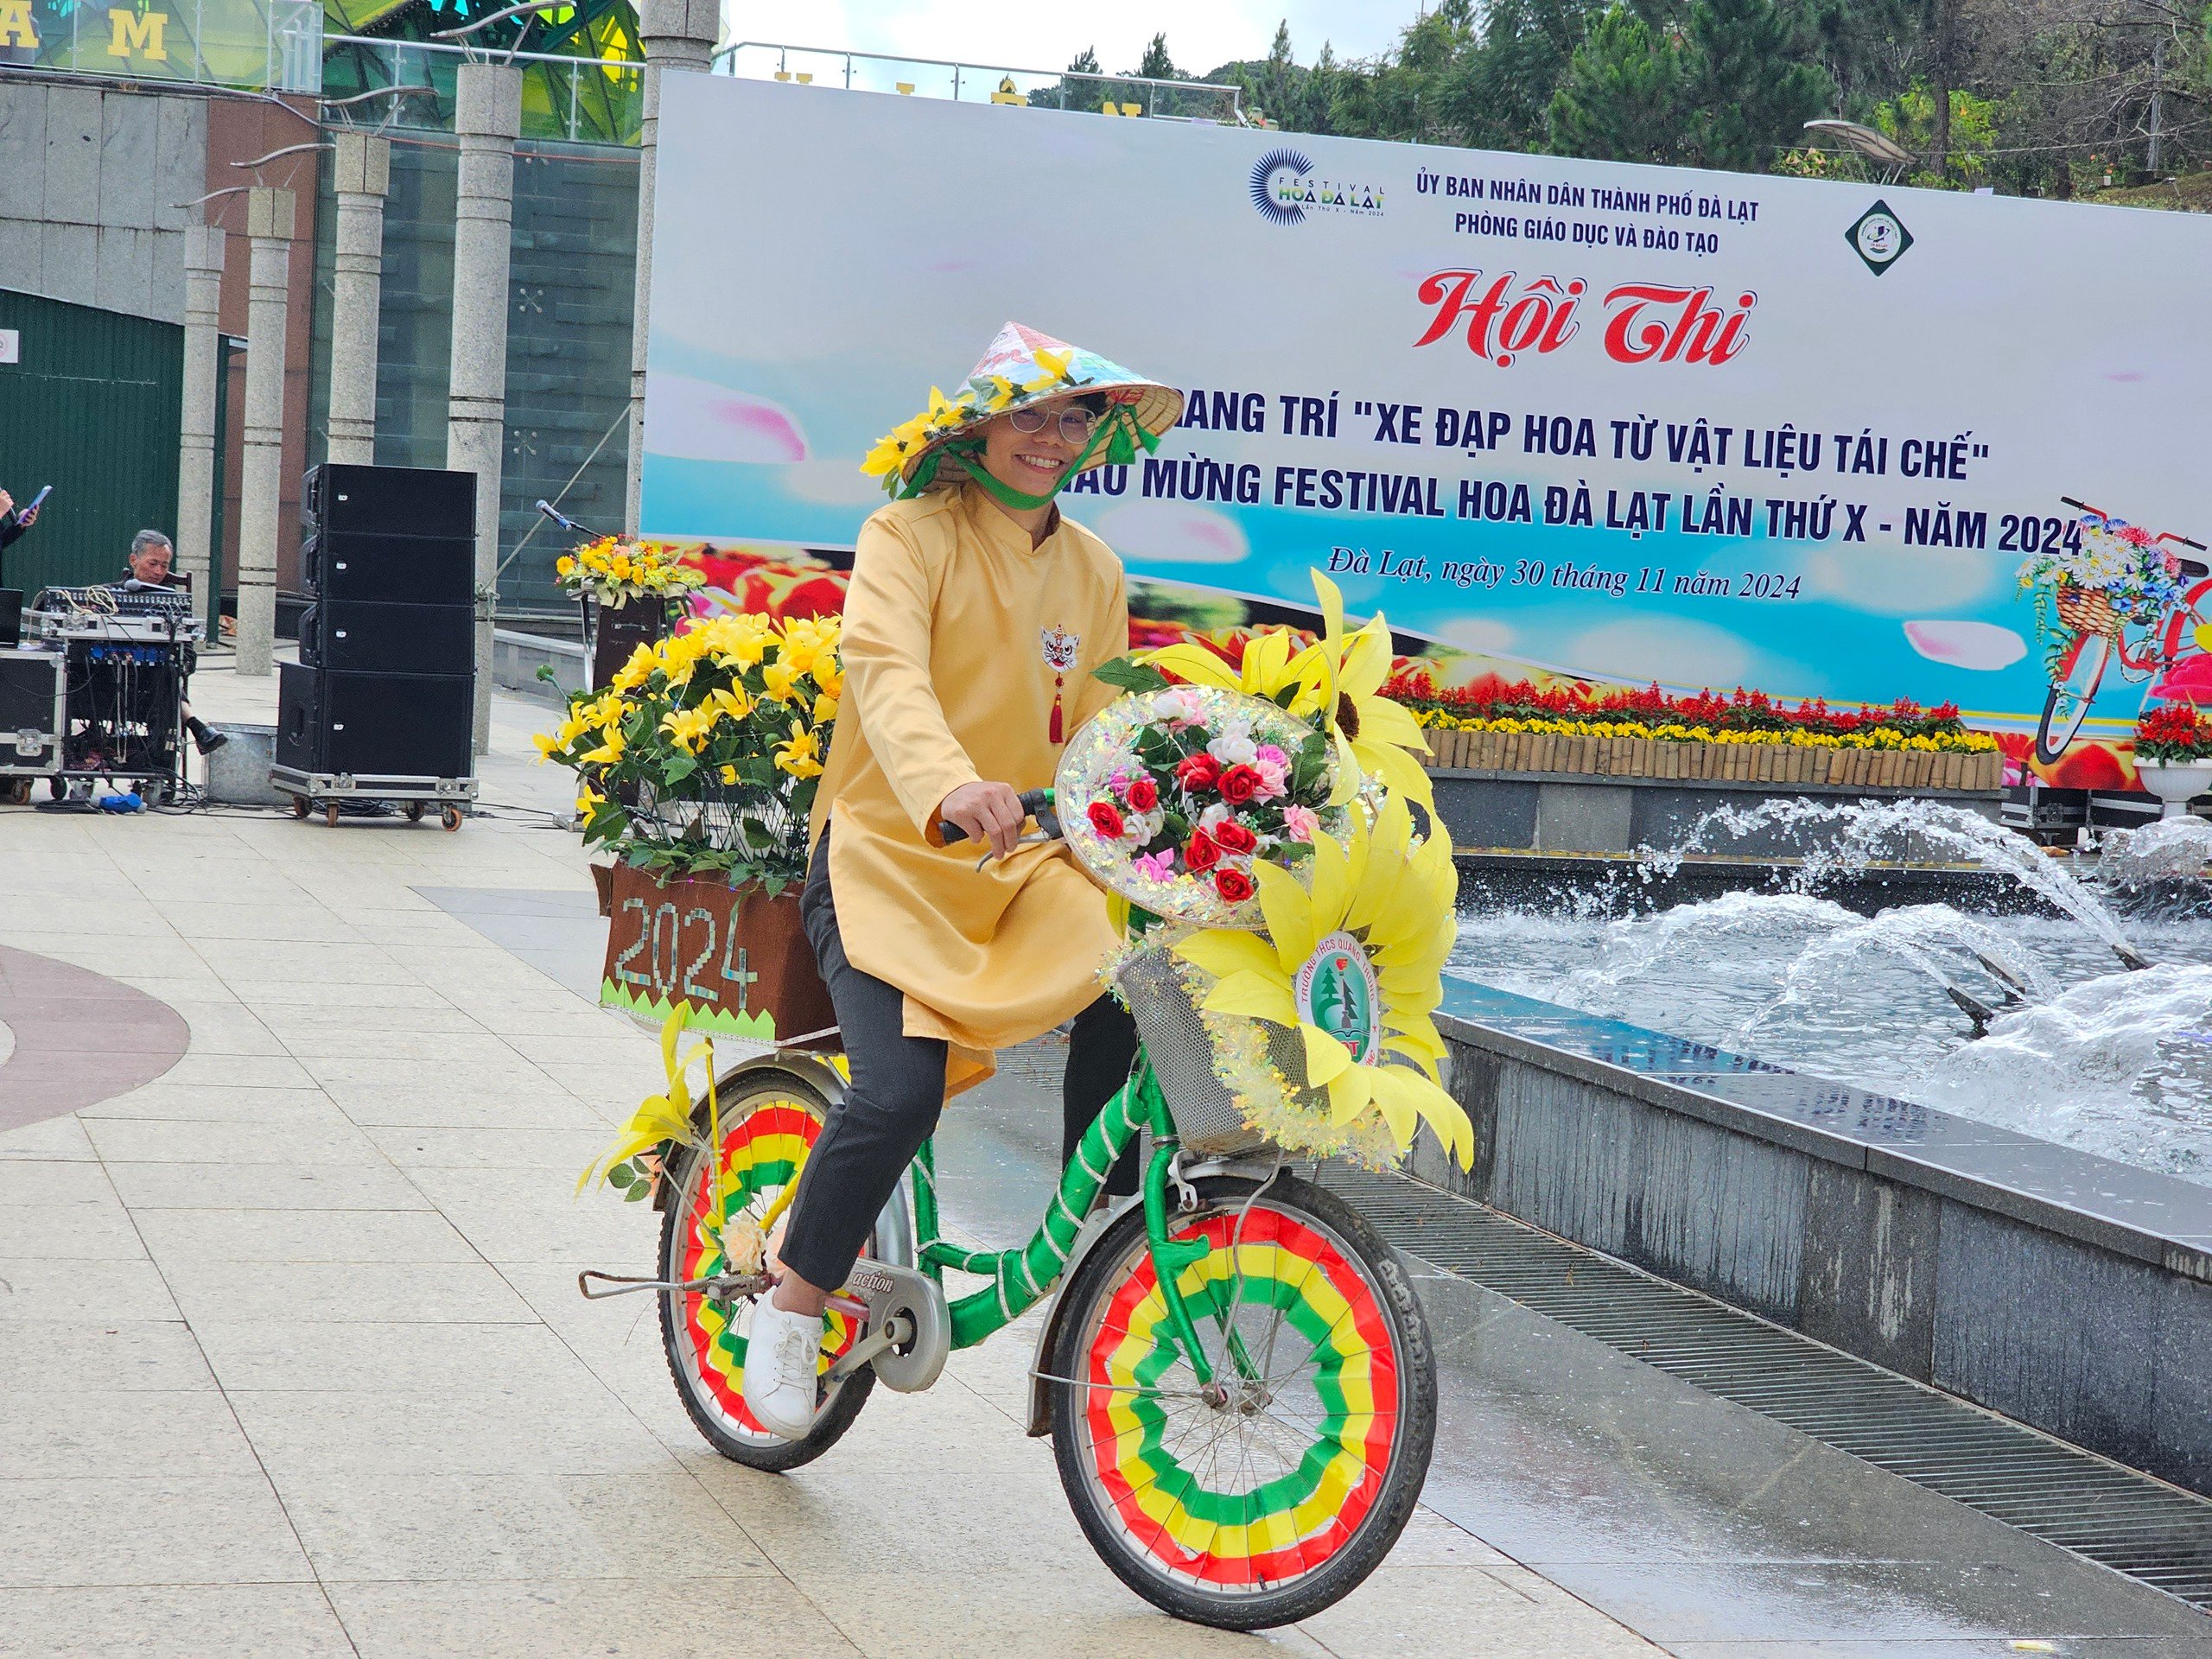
[829,1260,949,1393]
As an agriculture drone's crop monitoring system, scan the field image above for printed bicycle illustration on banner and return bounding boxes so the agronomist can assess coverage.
[2020,497,2212,766]
[567,588,1471,1631]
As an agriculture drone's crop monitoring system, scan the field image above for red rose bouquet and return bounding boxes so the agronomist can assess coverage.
[1055,680,1343,928]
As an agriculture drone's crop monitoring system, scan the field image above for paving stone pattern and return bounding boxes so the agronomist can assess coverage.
[0,658,1656,1658]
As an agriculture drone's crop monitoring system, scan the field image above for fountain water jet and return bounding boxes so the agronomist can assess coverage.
[1638,797,2151,970]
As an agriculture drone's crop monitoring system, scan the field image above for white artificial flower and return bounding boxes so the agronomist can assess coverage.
[1206,727,1258,767]
[1152,689,1205,724]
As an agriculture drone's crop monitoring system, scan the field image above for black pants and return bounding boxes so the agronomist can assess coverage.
[778,836,1141,1294]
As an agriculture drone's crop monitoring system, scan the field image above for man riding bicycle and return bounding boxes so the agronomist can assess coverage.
[744,324,1184,1438]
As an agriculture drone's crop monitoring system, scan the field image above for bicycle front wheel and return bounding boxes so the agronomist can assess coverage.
[2035,632,2111,766]
[1046,1173,1434,1630]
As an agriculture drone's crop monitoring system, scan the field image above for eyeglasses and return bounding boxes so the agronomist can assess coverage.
[1007,404,1102,443]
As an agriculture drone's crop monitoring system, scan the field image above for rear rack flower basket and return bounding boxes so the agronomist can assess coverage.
[594,861,834,1045]
[541,609,842,1044]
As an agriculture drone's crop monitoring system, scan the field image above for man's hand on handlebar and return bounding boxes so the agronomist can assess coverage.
[939,780,1029,861]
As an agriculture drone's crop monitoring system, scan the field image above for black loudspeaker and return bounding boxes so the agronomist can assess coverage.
[278,662,474,780]
[303,531,474,607]
[303,601,473,677]
[304,462,475,541]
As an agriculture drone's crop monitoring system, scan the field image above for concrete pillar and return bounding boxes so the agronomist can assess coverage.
[175,223,225,606]
[326,131,391,466]
[624,0,721,534]
[236,187,293,678]
[444,62,521,755]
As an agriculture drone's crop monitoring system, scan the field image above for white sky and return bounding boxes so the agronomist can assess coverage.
[722,2,1412,77]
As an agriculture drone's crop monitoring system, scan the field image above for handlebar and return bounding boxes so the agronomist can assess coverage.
[938,785,1061,848]
[2060,494,2206,553]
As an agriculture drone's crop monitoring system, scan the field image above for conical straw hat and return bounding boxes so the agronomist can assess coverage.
[861,321,1184,498]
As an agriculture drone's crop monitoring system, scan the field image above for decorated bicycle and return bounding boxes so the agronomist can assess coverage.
[2020,496,2210,766]
[551,557,1473,1630]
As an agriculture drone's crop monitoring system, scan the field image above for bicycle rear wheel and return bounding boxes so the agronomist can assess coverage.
[1046,1172,1434,1630]
[658,1071,876,1471]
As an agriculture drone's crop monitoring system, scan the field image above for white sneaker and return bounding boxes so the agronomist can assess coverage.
[743,1295,824,1440]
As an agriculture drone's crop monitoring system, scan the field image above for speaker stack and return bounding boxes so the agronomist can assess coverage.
[280,464,477,784]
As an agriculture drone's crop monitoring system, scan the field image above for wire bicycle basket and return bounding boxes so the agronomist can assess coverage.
[1115,944,1287,1157]
[628,777,811,882]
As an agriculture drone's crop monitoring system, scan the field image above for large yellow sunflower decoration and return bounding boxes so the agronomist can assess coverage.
[1137,572,1434,808]
[1158,794,1472,1169]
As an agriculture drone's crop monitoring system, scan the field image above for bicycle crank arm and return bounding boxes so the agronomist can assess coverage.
[825,1259,950,1392]
[824,1312,913,1382]
[577,1268,768,1303]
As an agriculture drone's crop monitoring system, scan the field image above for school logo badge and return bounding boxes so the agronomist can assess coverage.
[1294,931,1382,1064]
[1846,200,1914,276]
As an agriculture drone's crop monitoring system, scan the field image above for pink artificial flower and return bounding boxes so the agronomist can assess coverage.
[1255,744,1289,769]
[1281,804,1320,843]
[1250,758,1287,800]
[1132,849,1178,882]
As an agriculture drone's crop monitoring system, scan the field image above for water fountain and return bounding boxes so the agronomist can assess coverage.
[1447,797,2212,1179]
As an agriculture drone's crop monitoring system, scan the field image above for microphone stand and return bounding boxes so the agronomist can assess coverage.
[535,500,606,673]
[535,499,606,668]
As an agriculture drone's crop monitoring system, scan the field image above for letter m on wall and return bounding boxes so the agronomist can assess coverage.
[108,7,168,59]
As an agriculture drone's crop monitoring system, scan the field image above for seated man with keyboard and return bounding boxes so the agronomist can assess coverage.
[114,530,226,757]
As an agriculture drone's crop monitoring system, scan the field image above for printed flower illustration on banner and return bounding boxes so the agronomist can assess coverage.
[2018,512,2190,671]
[1902,620,2027,672]
[1166,794,1473,1168]
[644,375,809,464]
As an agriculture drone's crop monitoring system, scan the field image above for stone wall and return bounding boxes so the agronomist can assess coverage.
[0,79,206,323]
[1416,994,2212,1497]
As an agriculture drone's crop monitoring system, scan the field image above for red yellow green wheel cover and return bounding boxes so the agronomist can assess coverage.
[676,1097,862,1438]
[1079,1205,1399,1587]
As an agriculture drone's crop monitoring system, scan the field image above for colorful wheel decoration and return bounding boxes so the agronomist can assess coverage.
[1077,1204,1401,1590]
[673,1095,865,1442]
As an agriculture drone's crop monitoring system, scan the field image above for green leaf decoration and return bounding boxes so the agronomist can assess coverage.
[1090,657,1172,695]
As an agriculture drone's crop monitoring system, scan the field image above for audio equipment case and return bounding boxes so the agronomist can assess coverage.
[0,647,65,791]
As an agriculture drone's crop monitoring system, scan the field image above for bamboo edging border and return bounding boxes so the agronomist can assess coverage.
[1420,728,2002,792]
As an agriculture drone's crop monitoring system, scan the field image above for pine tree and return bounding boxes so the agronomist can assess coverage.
[1135,33,1178,80]
[1067,46,1100,75]
[1684,0,1834,170]
[1546,8,1692,162]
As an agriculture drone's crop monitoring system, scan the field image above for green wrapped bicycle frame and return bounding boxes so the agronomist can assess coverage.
[909,1058,1218,1385]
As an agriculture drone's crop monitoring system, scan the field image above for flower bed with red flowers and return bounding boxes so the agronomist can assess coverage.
[1381,671,1986,745]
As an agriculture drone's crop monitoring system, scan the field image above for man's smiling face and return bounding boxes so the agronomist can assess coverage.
[976,394,1096,499]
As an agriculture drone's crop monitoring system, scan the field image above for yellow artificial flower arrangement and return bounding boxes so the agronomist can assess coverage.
[556,535,707,610]
[536,611,842,890]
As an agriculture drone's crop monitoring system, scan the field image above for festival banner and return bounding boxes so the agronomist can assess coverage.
[639,73,2212,776]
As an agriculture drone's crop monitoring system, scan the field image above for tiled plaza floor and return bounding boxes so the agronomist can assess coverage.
[0,653,1659,1658]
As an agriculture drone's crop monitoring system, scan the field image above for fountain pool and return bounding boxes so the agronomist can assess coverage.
[1448,813,2212,1185]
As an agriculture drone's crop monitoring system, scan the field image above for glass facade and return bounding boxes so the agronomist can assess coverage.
[307,133,638,619]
